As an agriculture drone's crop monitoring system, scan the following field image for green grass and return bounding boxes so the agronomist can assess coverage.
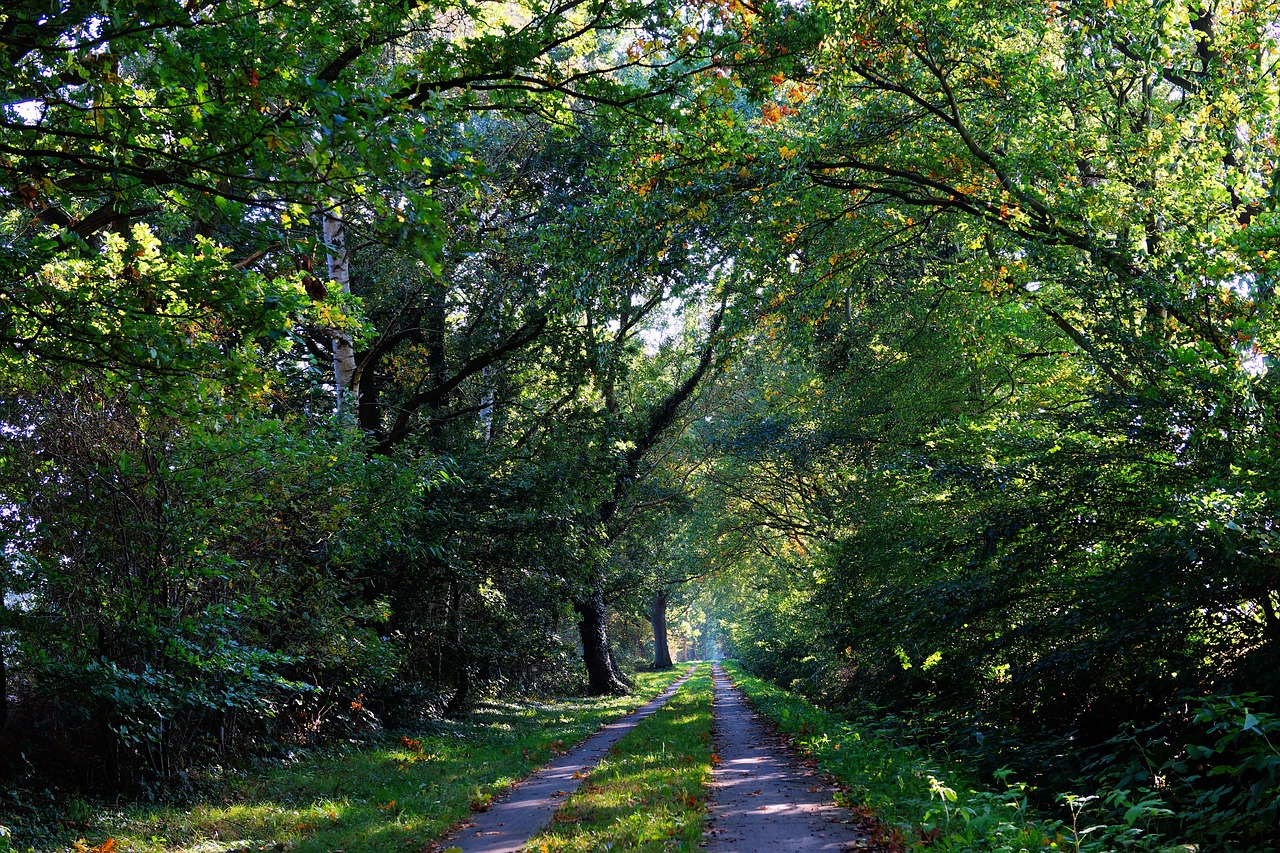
[721,661,1190,853]
[528,664,713,853]
[27,671,681,853]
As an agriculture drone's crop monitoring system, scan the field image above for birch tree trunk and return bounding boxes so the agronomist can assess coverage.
[323,208,358,416]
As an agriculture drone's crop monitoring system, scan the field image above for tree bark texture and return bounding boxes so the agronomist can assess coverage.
[323,208,357,414]
[576,587,630,695]
[651,589,673,670]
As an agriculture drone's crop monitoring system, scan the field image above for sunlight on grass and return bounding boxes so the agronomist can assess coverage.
[528,665,713,853]
[61,671,680,853]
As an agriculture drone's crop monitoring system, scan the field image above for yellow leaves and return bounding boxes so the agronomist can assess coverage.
[73,840,116,853]
[787,83,814,104]
[626,38,664,62]
[779,145,799,160]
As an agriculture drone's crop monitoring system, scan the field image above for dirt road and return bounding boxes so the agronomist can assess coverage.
[435,667,694,853]
[703,662,872,852]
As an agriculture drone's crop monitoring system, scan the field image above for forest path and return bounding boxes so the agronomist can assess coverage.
[433,666,695,853]
[703,662,873,852]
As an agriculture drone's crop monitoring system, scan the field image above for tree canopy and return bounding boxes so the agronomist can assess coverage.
[3,0,1280,847]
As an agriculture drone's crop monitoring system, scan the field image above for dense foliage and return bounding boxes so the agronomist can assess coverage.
[0,0,798,795]
[3,0,1280,848]
[684,0,1280,848]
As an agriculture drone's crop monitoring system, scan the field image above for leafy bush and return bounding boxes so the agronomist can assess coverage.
[1091,694,1280,852]
[723,661,1212,853]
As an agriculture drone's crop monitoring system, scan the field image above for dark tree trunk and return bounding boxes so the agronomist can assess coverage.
[1262,592,1280,644]
[356,365,382,438]
[576,588,630,695]
[576,300,727,693]
[424,279,448,448]
[444,577,469,717]
[0,586,7,731]
[607,644,633,689]
[0,643,7,732]
[651,590,673,670]
[444,666,469,718]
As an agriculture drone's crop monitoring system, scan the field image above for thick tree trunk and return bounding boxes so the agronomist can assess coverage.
[607,644,634,689]
[651,590,673,670]
[576,588,630,695]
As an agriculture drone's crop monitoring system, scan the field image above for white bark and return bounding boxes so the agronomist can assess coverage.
[478,365,495,441]
[323,208,358,415]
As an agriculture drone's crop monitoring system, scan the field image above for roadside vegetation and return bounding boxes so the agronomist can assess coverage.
[6,672,678,853]
[724,662,1280,853]
[4,0,1279,846]
[528,666,714,853]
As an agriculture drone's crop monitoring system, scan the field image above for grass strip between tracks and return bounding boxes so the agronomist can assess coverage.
[527,664,713,853]
[53,670,681,853]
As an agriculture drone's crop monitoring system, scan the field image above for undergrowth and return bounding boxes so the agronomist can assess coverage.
[722,661,1202,853]
[2,670,680,853]
[527,664,713,852]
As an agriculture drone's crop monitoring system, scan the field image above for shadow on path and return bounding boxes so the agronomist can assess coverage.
[703,663,872,852]
[434,667,695,853]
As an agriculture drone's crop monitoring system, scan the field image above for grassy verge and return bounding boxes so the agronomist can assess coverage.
[722,661,1188,853]
[18,670,680,853]
[527,664,713,853]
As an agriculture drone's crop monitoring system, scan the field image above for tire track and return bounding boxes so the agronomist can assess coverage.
[434,666,695,853]
[703,662,871,852]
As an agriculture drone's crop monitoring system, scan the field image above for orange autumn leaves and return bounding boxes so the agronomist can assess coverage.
[762,74,814,126]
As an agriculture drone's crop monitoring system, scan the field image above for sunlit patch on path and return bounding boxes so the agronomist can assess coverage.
[703,663,872,852]
[435,667,695,853]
